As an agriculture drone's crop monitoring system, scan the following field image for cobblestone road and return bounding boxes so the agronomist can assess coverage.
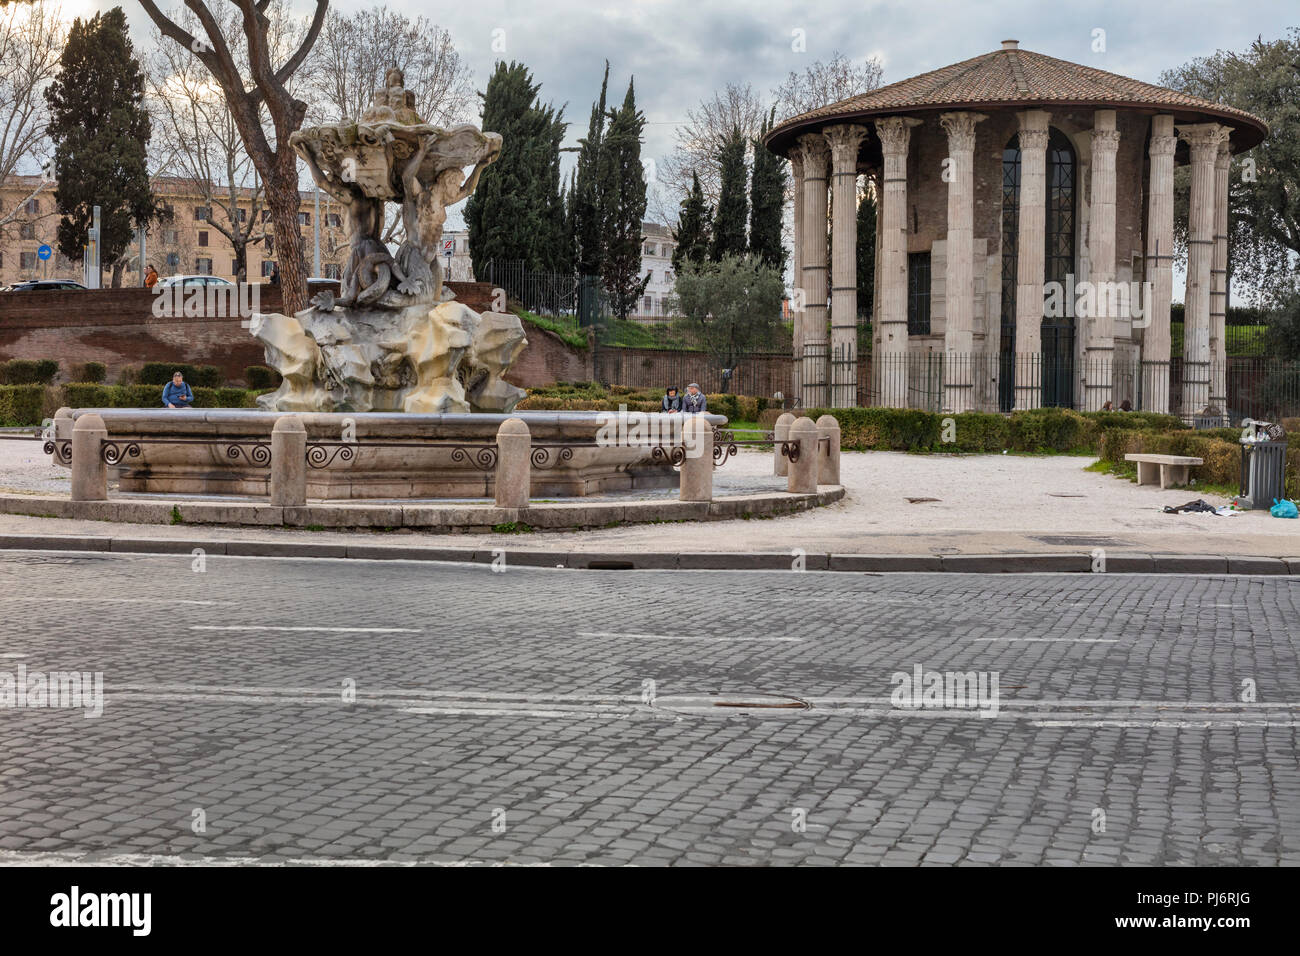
[1,549,1297,865]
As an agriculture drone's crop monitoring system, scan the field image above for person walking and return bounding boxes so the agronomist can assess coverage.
[144,265,158,288]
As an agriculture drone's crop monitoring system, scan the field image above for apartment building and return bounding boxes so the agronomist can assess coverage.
[0,174,349,286]
[636,221,677,321]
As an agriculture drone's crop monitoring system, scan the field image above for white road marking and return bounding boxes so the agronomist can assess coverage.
[0,652,28,658]
[0,850,533,867]
[189,625,422,633]
[575,631,801,642]
[972,637,1119,643]
[0,597,226,605]
[1032,720,1300,728]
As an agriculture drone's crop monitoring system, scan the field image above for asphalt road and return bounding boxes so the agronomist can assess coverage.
[0,549,1297,865]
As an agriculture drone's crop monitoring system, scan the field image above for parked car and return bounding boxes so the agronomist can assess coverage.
[0,279,87,292]
[156,274,235,288]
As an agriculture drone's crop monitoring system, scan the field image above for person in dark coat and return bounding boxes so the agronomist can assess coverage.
[682,383,707,414]
[661,387,683,412]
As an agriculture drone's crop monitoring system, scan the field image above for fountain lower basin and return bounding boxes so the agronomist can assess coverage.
[63,409,728,499]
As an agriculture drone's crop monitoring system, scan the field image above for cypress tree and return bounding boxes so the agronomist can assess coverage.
[572,61,609,278]
[672,171,711,273]
[465,61,566,285]
[597,78,648,320]
[46,7,158,286]
[856,186,876,319]
[749,108,787,272]
[709,126,748,261]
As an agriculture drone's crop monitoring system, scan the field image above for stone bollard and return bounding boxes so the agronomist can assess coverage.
[51,407,73,466]
[70,413,108,501]
[494,417,531,509]
[787,416,818,494]
[773,412,795,476]
[679,414,714,501]
[816,414,841,486]
[270,416,307,507]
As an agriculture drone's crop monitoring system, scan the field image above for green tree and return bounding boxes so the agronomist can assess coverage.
[748,108,787,272]
[1160,30,1300,301]
[572,60,609,278]
[672,253,784,372]
[856,184,876,319]
[45,7,158,286]
[671,171,711,273]
[465,61,567,288]
[596,77,648,320]
[709,126,748,260]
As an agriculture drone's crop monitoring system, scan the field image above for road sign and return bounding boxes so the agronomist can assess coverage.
[442,239,454,254]
[37,244,52,261]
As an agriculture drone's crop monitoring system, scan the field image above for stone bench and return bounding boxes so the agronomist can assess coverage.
[1124,453,1204,489]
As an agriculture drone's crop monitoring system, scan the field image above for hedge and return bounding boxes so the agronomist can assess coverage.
[0,384,44,426]
[73,361,107,384]
[245,365,281,390]
[0,359,59,385]
[59,384,262,409]
[137,363,224,388]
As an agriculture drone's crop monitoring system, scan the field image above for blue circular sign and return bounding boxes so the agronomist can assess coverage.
[37,244,52,260]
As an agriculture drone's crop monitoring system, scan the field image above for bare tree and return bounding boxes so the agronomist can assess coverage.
[0,0,65,234]
[770,51,885,122]
[303,6,474,128]
[138,0,327,314]
[144,4,286,281]
[654,81,766,223]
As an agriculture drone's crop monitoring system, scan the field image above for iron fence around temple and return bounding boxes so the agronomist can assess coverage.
[482,260,610,326]
[594,348,794,399]
[847,353,1300,424]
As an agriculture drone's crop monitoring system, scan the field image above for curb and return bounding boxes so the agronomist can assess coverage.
[1,533,1298,575]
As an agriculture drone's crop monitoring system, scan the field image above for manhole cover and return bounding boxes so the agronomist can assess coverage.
[652,694,811,716]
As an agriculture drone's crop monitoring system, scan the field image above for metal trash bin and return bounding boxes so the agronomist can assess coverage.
[1239,438,1288,509]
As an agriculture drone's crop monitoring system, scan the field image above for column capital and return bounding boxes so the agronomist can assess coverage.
[1090,128,1121,152]
[1149,132,1177,158]
[938,112,987,152]
[1215,139,1232,169]
[796,132,830,173]
[823,123,870,166]
[788,148,804,179]
[1177,122,1231,160]
[875,116,922,155]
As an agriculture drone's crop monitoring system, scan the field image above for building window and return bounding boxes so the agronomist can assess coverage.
[166,252,180,268]
[231,259,239,274]
[643,295,653,312]
[195,205,210,221]
[25,198,39,214]
[235,208,247,223]
[196,257,212,275]
[261,209,272,223]
[261,260,277,277]
[907,252,931,336]
[0,252,4,268]
[161,203,175,220]
[323,263,341,279]
[264,236,274,255]
[19,222,35,239]
[298,211,310,226]
[20,251,37,269]
[163,229,179,244]
[198,230,209,247]
[325,213,340,228]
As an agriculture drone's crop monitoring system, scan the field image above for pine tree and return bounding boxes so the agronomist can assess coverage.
[45,7,158,286]
[597,78,648,320]
[856,185,876,320]
[709,126,748,261]
[749,108,787,272]
[465,61,567,290]
[572,61,609,278]
[672,171,711,273]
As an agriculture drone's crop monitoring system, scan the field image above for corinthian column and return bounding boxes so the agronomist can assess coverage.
[1178,122,1230,418]
[1085,110,1119,410]
[1210,139,1231,419]
[788,146,805,405]
[938,111,986,413]
[825,124,868,408]
[1142,115,1176,415]
[875,116,921,408]
[797,133,830,409]
[1014,111,1050,409]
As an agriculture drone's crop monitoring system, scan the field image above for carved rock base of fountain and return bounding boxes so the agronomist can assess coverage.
[250,300,527,415]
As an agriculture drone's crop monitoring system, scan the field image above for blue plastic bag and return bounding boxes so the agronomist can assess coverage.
[1269,498,1298,518]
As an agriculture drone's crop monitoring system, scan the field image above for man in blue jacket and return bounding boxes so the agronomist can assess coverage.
[162,371,194,409]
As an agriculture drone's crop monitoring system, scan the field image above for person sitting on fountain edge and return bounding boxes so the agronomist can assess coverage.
[662,386,682,413]
[162,371,194,409]
[683,383,707,414]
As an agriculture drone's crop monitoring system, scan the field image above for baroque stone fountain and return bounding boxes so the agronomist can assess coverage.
[250,67,525,414]
[52,69,722,500]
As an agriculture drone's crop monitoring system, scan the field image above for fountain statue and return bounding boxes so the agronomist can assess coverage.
[250,68,526,414]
